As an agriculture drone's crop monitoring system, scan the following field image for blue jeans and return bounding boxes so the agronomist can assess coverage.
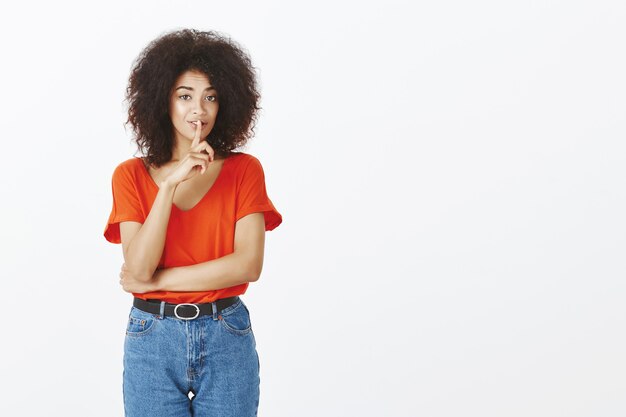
[122,296,260,416]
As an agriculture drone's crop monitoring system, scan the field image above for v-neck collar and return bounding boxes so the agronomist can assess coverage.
[135,155,232,213]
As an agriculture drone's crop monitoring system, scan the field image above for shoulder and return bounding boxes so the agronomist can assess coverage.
[227,152,264,171]
[228,151,259,164]
[111,157,142,183]
[112,157,141,171]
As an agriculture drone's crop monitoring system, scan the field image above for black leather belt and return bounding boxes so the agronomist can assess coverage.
[133,296,239,320]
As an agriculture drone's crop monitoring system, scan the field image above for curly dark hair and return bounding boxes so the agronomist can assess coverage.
[124,28,261,167]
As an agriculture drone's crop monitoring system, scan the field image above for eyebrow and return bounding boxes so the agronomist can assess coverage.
[175,86,216,92]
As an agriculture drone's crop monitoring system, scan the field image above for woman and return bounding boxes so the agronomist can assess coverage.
[103,28,282,417]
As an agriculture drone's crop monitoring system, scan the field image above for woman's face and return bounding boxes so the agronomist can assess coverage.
[168,69,219,145]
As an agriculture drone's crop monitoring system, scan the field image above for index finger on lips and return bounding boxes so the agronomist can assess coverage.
[191,120,202,148]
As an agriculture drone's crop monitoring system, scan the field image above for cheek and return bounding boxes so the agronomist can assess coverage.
[210,104,219,118]
[170,101,186,118]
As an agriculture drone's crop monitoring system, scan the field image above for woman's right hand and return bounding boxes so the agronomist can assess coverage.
[164,121,215,186]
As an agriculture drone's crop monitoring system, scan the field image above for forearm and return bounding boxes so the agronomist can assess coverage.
[154,252,259,292]
[125,180,177,282]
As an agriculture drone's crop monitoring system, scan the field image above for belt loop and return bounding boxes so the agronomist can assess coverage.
[212,301,218,321]
[159,301,166,319]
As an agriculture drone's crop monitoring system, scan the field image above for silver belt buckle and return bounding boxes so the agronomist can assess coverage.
[174,303,200,320]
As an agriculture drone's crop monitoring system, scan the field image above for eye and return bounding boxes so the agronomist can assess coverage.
[206,96,217,102]
[178,94,191,100]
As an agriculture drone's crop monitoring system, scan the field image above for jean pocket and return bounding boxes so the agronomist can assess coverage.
[126,306,158,337]
[219,300,252,336]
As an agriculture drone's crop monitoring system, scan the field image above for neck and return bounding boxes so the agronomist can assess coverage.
[170,137,228,161]
[171,136,193,161]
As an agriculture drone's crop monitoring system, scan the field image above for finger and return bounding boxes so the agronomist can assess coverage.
[190,141,205,154]
[191,120,202,148]
[190,153,210,174]
[196,143,214,162]
[189,151,211,160]
[206,145,215,162]
[191,139,211,155]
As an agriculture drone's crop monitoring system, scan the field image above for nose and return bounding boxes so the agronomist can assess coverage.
[191,97,208,115]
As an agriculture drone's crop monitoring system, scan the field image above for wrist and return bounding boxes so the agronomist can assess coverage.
[160,178,178,190]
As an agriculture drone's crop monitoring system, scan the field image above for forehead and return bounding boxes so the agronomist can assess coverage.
[173,70,212,86]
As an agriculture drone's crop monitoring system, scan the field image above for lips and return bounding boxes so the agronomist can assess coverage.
[188,121,207,128]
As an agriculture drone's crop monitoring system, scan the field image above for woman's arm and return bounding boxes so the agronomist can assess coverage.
[151,212,266,291]
[118,121,214,286]
[120,180,177,282]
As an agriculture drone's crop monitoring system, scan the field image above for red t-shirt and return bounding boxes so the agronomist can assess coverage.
[103,152,282,303]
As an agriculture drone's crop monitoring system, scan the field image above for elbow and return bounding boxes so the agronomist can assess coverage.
[236,250,263,283]
[245,260,263,283]
[247,265,262,282]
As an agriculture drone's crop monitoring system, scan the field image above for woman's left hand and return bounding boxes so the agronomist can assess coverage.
[119,263,158,294]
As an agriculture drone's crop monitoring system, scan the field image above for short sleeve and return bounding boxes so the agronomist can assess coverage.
[103,162,145,244]
[235,156,283,231]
